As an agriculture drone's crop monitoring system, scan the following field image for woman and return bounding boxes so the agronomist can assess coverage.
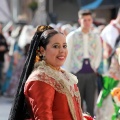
[9,25,93,120]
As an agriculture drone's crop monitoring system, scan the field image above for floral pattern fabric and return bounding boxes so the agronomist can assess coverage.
[64,27,102,73]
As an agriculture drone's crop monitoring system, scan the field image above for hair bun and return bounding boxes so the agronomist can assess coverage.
[36,25,53,33]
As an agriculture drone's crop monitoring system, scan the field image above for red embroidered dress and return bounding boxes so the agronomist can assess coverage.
[24,61,83,120]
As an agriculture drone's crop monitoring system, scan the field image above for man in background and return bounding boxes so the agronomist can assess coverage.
[64,10,102,117]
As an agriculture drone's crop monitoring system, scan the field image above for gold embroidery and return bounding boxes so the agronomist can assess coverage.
[27,61,82,120]
[34,61,78,96]
[74,91,83,119]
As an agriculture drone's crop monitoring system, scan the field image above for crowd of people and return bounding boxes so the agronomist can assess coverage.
[0,7,120,120]
[0,23,35,97]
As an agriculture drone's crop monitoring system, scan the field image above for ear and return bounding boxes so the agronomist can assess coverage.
[40,46,45,55]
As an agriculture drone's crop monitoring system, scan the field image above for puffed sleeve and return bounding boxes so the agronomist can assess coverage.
[24,81,55,120]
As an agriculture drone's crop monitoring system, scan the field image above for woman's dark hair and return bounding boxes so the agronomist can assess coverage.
[8,25,59,120]
[24,43,30,56]
[39,29,58,49]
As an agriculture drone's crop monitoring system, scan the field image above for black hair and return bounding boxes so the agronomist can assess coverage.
[24,43,30,56]
[39,29,58,49]
[8,25,59,120]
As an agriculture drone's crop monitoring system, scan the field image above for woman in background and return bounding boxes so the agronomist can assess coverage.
[96,40,120,120]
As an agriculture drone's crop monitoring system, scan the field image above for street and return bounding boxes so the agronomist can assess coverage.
[0,96,13,120]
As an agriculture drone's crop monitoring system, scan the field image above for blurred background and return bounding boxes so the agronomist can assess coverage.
[0,0,120,26]
[0,0,120,120]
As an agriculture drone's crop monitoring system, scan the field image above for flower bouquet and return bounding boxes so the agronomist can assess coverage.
[111,87,120,120]
[97,76,119,107]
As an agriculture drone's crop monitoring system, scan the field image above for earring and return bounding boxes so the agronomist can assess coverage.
[35,49,42,62]
[35,55,40,62]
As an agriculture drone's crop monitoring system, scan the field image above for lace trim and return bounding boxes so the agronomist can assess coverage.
[27,61,82,120]
[74,91,83,119]
[34,61,78,96]
[27,71,77,120]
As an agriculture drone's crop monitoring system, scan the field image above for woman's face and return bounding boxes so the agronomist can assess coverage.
[41,33,68,68]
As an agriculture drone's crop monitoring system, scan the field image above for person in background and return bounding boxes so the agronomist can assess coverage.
[0,23,9,95]
[1,26,23,94]
[8,25,94,120]
[61,24,73,36]
[96,7,120,120]
[101,7,120,73]
[4,26,35,97]
[4,43,30,97]
[64,10,102,117]
[96,39,120,120]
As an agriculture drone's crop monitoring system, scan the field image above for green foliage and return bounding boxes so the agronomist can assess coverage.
[97,76,119,108]
[28,1,38,12]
